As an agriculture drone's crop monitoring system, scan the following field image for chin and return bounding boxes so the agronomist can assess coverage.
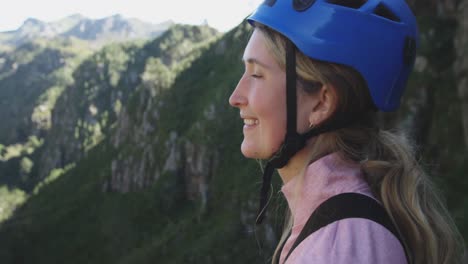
[240,148,258,159]
[241,143,271,160]
[241,143,260,159]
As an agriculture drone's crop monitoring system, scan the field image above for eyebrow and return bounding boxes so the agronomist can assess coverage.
[242,57,271,69]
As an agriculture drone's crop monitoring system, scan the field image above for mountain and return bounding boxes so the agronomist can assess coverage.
[0,1,467,263]
[0,38,91,146]
[0,37,93,194]
[34,24,220,186]
[0,14,174,49]
[0,23,219,191]
[0,23,268,264]
[62,14,172,41]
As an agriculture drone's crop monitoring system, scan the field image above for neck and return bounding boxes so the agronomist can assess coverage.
[278,141,314,183]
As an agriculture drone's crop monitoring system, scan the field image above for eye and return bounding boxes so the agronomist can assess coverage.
[251,73,262,79]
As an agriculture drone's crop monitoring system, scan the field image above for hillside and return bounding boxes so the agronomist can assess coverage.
[0,1,466,263]
[0,23,267,264]
[0,38,90,145]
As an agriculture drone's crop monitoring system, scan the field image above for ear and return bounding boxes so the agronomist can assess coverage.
[308,85,338,126]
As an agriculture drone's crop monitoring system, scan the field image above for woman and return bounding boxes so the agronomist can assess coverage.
[229,0,465,263]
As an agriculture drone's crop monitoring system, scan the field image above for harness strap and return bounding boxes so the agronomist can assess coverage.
[275,193,408,264]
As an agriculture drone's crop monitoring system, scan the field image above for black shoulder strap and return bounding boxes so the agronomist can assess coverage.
[277,192,408,264]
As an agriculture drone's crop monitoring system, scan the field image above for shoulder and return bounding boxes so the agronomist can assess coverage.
[286,218,407,264]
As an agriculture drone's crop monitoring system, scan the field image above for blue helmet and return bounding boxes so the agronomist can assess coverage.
[248,0,419,111]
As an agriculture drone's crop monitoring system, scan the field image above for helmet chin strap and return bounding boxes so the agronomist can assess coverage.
[255,40,358,225]
[255,40,305,225]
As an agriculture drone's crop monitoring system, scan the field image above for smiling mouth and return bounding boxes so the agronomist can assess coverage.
[244,119,259,126]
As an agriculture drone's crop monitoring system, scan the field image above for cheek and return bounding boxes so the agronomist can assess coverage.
[259,99,287,150]
[266,124,286,153]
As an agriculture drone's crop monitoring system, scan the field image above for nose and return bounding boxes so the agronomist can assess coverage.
[229,75,248,108]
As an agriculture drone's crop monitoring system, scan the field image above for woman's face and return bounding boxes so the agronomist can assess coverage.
[229,29,285,159]
[229,29,315,159]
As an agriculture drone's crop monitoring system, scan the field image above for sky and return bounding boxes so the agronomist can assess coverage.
[0,0,264,32]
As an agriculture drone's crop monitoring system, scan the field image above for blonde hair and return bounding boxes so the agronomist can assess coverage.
[254,25,465,264]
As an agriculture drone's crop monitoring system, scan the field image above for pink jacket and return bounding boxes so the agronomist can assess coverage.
[279,153,407,264]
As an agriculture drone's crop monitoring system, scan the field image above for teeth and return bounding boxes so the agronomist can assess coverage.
[244,119,258,125]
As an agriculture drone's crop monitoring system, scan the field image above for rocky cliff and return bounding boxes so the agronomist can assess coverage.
[0,3,466,264]
[35,25,219,185]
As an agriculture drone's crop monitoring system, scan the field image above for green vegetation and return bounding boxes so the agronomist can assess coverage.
[0,38,91,146]
[0,13,465,264]
[0,136,43,161]
[0,186,27,223]
[0,23,276,263]
[33,163,75,195]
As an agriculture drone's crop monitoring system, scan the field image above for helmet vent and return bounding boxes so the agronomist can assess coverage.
[326,0,367,9]
[373,3,401,22]
[293,0,316,11]
[263,0,277,7]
